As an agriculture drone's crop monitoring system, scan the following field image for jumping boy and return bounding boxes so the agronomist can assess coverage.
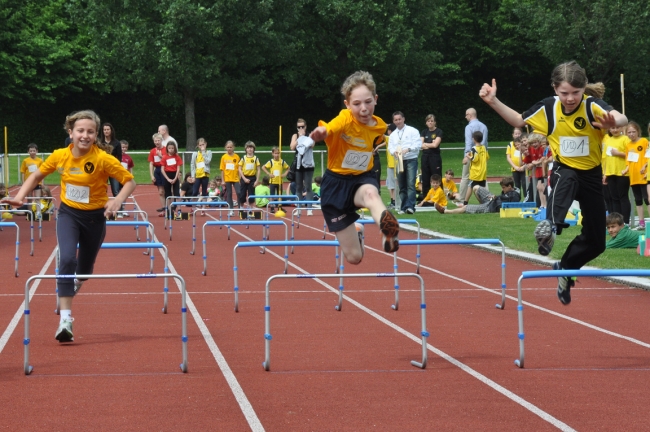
[309,70,399,263]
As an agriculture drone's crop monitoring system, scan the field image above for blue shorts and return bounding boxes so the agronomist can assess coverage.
[320,170,378,232]
[153,166,165,187]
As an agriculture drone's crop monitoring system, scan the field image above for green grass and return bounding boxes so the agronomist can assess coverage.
[388,182,650,272]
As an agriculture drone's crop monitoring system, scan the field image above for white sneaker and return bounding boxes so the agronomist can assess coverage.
[228,210,235,217]
[74,278,84,293]
[307,210,313,216]
[55,318,74,343]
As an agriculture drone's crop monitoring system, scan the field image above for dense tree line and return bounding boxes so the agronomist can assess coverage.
[1,0,648,152]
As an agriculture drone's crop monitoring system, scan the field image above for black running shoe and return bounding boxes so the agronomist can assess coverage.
[553,262,575,305]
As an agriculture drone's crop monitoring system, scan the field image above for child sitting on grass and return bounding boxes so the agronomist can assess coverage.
[443,169,462,202]
[417,174,447,208]
[606,212,641,249]
[255,176,271,208]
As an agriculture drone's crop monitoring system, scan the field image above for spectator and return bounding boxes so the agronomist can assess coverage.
[388,111,421,214]
[623,121,649,230]
[420,114,443,199]
[606,212,640,248]
[436,177,520,214]
[459,108,488,200]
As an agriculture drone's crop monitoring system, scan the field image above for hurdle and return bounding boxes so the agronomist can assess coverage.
[397,239,507,310]
[168,201,229,240]
[232,240,343,312]
[0,222,20,277]
[106,221,156,254]
[289,205,327,250]
[164,195,203,230]
[515,269,650,368]
[262,272,428,371]
[54,242,172,314]
[1,209,35,256]
[201,221,288,274]
[190,207,226,255]
[23,272,188,375]
[24,196,58,241]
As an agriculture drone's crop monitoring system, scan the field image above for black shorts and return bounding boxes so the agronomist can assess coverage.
[153,166,165,187]
[32,184,42,191]
[470,179,486,189]
[320,170,378,232]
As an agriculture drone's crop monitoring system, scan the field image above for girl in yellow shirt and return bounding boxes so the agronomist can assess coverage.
[1,110,135,343]
[602,126,631,223]
[220,140,241,214]
[622,121,649,230]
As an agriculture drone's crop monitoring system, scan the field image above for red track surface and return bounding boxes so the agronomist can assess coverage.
[1,185,650,431]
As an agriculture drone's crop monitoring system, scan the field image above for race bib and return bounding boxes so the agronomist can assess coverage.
[245,163,254,171]
[273,170,280,177]
[166,158,177,166]
[513,150,520,159]
[121,162,129,169]
[196,161,205,169]
[559,136,589,158]
[226,163,235,171]
[66,183,90,204]
[646,149,650,158]
[28,164,37,173]
[605,146,613,157]
[627,152,640,163]
[341,150,372,171]
[154,155,162,163]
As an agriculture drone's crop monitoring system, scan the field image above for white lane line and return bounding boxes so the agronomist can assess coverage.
[225,227,575,431]
[154,233,265,432]
[0,247,57,354]
[296,219,650,350]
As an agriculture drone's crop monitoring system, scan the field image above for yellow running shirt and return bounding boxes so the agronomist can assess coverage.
[602,134,630,177]
[21,157,43,181]
[523,94,610,170]
[220,153,240,183]
[422,187,447,207]
[468,145,489,181]
[264,159,289,185]
[318,109,387,175]
[625,138,648,185]
[239,155,260,177]
[39,144,134,210]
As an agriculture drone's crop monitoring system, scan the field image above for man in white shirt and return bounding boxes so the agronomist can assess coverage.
[158,125,177,148]
[388,111,421,214]
[459,108,488,200]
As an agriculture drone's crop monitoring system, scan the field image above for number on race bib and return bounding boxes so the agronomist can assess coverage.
[273,170,280,177]
[166,158,177,166]
[245,163,254,171]
[559,136,589,158]
[225,163,235,171]
[154,155,162,163]
[513,150,521,158]
[627,152,640,163]
[28,164,37,173]
[196,161,205,169]
[341,150,372,171]
[66,183,90,204]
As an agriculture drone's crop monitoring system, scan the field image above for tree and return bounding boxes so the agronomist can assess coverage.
[505,0,650,95]
[76,0,283,150]
[0,0,97,101]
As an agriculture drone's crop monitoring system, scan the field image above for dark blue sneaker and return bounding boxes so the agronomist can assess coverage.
[553,262,575,305]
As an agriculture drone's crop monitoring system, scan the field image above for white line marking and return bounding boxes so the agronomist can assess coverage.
[225,227,575,431]
[154,233,265,432]
[0,247,57,354]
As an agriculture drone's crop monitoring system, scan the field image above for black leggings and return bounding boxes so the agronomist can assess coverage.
[606,175,631,223]
[56,203,106,297]
[631,184,649,206]
[421,152,442,199]
[512,170,526,201]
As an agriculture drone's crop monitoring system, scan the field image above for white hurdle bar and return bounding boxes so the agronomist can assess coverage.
[168,201,229,240]
[356,219,421,311]
[201,220,288,275]
[54,242,172,314]
[1,209,35,256]
[190,207,226,255]
[23,272,188,375]
[0,221,20,276]
[515,269,650,368]
[398,239,507,310]
[233,240,343,312]
[262,272,429,371]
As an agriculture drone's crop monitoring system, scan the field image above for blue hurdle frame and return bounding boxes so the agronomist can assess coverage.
[398,238,507,310]
[24,196,58,242]
[201,220,288,275]
[515,269,650,368]
[0,221,20,277]
[232,240,343,312]
[163,195,202,229]
[262,272,429,371]
[190,207,226,255]
[168,201,229,240]
[1,209,35,256]
[356,219,421,310]
[23,272,188,375]
[290,206,327,250]
[54,242,172,314]
[106,220,155,251]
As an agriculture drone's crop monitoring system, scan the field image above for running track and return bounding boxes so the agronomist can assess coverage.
[1,185,649,431]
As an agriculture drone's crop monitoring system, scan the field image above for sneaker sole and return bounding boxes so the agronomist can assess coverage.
[55,330,74,343]
[534,220,553,256]
[380,210,400,253]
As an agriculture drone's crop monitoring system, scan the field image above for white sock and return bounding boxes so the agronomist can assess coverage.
[60,310,72,322]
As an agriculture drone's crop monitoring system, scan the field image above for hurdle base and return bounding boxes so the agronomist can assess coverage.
[262,361,270,371]
[391,304,398,311]
[495,304,504,310]
[25,365,33,375]
[514,359,523,368]
[180,363,188,373]
[410,360,426,369]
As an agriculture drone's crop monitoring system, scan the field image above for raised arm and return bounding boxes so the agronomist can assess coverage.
[480,79,526,128]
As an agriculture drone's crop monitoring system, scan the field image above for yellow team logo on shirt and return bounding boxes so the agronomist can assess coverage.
[84,162,95,174]
[574,117,586,130]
